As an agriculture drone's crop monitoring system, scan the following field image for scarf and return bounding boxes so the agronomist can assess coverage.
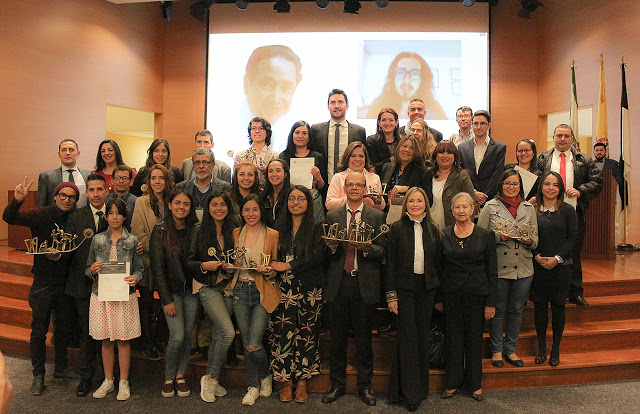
[501,195,522,219]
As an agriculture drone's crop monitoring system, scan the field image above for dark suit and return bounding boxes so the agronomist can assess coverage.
[310,121,366,177]
[176,176,231,208]
[380,161,433,206]
[324,205,386,390]
[65,205,108,381]
[400,124,443,143]
[36,166,91,207]
[536,148,603,298]
[458,136,507,201]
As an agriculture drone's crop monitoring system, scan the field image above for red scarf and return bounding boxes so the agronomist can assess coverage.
[501,195,522,219]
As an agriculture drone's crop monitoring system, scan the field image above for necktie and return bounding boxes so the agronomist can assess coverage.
[334,122,341,175]
[343,209,357,274]
[66,169,75,183]
[95,211,104,231]
[559,152,567,187]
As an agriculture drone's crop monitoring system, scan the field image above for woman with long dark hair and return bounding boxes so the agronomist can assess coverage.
[93,139,136,193]
[279,120,327,220]
[366,107,402,174]
[261,159,291,227]
[186,191,238,402]
[267,185,324,403]
[531,171,579,366]
[131,139,184,196]
[228,161,261,220]
[385,187,441,412]
[228,193,280,406]
[478,170,537,368]
[381,135,433,205]
[150,190,199,398]
[131,164,176,360]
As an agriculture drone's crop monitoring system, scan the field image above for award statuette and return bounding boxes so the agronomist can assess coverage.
[24,225,94,255]
[322,222,390,243]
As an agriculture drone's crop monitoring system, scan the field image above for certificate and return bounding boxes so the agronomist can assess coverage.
[98,261,130,302]
[514,165,539,199]
[289,158,315,188]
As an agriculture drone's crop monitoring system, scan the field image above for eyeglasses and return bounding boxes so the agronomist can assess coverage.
[472,122,489,127]
[345,183,367,188]
[113,176,130,182]
[250,126,265,132]
[394,68,421,80]
[516,149,533,154]
[502,182,520,188]
[56,193,78,201]
[409,127,424,133]
[193,160,213,166]
[287,196,307,203]
[456,114,471,119]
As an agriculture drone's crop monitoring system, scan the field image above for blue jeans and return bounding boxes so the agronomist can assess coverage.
[233,281,271,388]
[164,292,199,379]
[489,277,533,355]
[199,285,234,379]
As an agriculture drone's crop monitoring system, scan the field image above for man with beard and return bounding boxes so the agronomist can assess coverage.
[449,106,475,147]
[593,142,622,187]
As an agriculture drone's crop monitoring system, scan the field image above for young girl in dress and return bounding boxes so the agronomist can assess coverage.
[86,198,144,401]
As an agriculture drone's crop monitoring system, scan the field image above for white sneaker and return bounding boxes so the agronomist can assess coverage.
[200,375,216,403]
[117,379,130,401]
[259,375,272,397]
[92,379,114,399]
[242,387,259,406]
[214,382,227,397]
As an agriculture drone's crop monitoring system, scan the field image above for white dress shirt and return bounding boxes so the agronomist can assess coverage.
[550,149,576,208]
[473,135,491,174]
[346,203,364,271]
[407,213,426,275]
[89,204,106,230]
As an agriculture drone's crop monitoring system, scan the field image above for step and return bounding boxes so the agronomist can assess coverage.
[0,296,34,328]
[0,272,32,300]
[583,278,640,296]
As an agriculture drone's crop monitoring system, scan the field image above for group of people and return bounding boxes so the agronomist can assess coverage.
[4,87,606,412]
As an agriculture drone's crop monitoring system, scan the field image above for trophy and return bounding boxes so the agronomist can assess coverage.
[323,222,390,243]
[24,225,94,255]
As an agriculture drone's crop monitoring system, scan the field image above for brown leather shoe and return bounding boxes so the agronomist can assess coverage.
[295,382,308,403]
[279,385,293,402]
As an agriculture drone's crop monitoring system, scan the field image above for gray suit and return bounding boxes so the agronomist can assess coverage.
[36,166,91,207]
[181,157,232,183]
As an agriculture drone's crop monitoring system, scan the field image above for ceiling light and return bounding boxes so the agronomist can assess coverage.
[518,0,543,19]
[461,0,476,7]
[316,0,329,8]
[375,0,389,8]
[344,0,360,14]
[236,0,249,10]
[190,0,215,21]
[274,0,290,13]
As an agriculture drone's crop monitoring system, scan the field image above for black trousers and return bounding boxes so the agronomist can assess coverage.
[388,276,436,405]
[28,284,74,377]
[327,272,374,390]
[74,296,97,380]
[442,290,486,393]
[569,207,586,298]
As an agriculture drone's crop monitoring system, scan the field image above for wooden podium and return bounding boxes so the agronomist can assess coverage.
[582,170,616,260]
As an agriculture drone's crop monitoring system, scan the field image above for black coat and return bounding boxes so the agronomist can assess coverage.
[385,215,441,293]
[458,137,507,200]
[150,223,195,305]
[381,161,433,206]
[366,134,396,174]
[278,221,326,291]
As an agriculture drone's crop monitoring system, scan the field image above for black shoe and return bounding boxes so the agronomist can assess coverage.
[472,392,484,402]
[569,295,589,306]
[491,358,504,368]
[441,389,459,399]
[30,375,45,396]
[142,346,161,361]
[378,323,396,333]
[76,379,92,397]
[535,348,547,365]
[549,355,560,366]
[358,387,376,406]
[322,386,346,404]
[53,368,80,380]
[504,354,524,367]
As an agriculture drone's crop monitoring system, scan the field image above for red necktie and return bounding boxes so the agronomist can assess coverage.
[559,152,567,187]
[343,210,357,274]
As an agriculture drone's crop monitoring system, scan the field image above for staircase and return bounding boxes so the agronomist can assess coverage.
[2,244,640,392]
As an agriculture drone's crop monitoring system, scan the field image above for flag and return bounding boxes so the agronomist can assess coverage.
[620,61,631,210]
[596,55,608,145]
[570,61,580,151]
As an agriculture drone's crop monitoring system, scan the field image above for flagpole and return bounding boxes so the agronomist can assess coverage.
[617,56,634,251]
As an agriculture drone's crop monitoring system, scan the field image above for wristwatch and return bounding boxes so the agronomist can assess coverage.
[554,255,564,264]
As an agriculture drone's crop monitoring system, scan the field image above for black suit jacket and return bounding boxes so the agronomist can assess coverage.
[536,148,603,212]
[36,166,91,207]
[65,205,108,298]
[380,161,433,206]
[310,121,366,170]
[458,137,507,200]
[324,205,386,305]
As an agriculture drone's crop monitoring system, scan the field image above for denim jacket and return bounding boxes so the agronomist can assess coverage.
[85,228,144,295]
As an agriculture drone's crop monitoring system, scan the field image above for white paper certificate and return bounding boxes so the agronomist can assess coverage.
[290,158,315,188]
[514,165,539,199]
[98,261,130,302]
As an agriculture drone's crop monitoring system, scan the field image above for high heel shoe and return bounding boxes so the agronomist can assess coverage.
[440,389,459,399]
[534,348,547,365]
[472,391,484,402]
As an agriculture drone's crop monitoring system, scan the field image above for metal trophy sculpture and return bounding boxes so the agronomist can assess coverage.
[494,220,537,240]
[322,221,390,243]
[366,183,387,197]
[209,246,271,271]
[24,224,94,255]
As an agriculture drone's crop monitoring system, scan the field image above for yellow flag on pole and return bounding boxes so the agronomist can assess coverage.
[596,54,608,144]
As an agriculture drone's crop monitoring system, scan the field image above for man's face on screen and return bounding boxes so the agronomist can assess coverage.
[244,56,298,123]
[394,57,421,99]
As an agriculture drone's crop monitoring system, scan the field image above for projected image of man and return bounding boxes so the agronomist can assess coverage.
[366,52,447,120]
[244,45,302,127]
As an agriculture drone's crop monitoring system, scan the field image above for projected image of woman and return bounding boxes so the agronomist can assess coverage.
[366,52,447,120]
